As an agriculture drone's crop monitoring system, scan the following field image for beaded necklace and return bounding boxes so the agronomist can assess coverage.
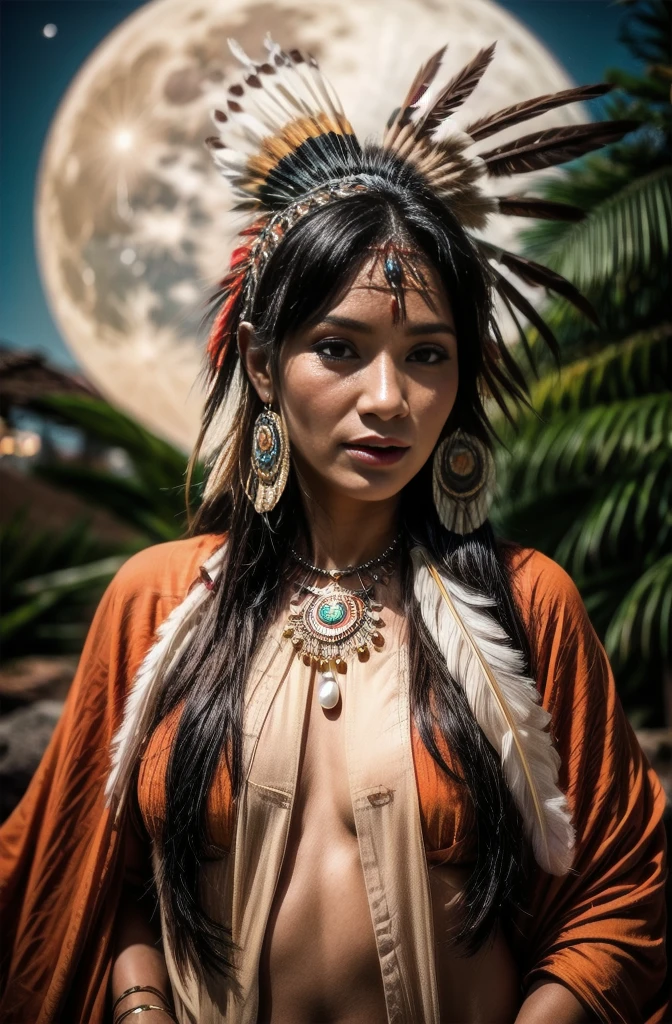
[284,536,400,709]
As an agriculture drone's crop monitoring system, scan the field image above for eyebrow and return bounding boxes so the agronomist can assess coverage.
[319,314,455,337]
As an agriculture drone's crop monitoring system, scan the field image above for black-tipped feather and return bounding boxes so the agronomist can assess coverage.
[467,82,613,142]
[417,43,496,138]
[499,289,541,376]
[491,268,561,361]
[496,195,585,222]
[482,119,639,176]
[387,44,447,140]
[482,242,599,324]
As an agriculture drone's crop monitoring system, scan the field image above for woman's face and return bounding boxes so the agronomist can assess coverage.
[241,255,458,507]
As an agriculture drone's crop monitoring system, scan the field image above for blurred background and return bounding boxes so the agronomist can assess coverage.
[0,0,670,820]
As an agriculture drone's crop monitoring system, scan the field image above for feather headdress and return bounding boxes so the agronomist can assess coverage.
[203,34,636,369]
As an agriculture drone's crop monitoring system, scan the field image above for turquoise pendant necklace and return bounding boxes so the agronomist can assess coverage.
[284,538,399,710]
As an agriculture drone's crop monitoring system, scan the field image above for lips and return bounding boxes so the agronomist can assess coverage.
[349,437,410,448]
[342,441,410,466]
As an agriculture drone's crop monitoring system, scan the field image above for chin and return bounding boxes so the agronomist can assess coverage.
[333,471,410,503]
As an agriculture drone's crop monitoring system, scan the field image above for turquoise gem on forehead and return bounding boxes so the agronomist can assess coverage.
[317,600,347,626]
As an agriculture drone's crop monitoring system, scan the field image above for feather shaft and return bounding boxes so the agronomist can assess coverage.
[416,44,496,138]
[423,557,547,846]
[412,548,574,875]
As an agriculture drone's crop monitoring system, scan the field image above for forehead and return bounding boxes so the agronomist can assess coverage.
[327,254,453,324]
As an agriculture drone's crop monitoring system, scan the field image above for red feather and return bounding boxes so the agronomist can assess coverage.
[206,221,264,370]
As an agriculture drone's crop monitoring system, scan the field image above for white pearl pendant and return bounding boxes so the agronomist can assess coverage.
[317,671,340,710]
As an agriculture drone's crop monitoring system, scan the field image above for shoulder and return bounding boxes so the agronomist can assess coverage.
[109,532,227,607]
[503,544,587,631]
[503,546,609,708]
[84,534,227,688]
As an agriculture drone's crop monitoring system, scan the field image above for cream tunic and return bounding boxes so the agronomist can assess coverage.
[148,599,518,1024]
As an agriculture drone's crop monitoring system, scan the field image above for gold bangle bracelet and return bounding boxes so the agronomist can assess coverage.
[114,1004,179,1024]
[112,985,172,1016]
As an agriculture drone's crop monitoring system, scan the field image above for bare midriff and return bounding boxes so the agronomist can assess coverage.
[255,661,520,1024]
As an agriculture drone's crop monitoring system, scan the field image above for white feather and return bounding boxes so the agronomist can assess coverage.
[411,546,575,875]
[210,147,249,172]
[227,37,255,70]
[430,116,474,149]
[263,36,317,116]
[225,110,271,147]
[104,542,229,819]
[410,84,437,125]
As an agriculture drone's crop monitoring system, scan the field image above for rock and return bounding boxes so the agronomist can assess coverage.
[0,700,64,821]
[0,656,77,709]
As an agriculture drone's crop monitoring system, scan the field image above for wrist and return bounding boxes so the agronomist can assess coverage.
[114,1005,178,1024]
[112,985,177,1024]
[115,1007,178,1024]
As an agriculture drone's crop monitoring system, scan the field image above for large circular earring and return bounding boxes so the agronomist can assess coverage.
[245,402,290,513]
[432,429,495,535]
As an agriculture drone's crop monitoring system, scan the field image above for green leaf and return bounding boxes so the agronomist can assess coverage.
[16,555,130,597]
[545,167,672,291]
[605,553,672,662]
[500,393,671,496]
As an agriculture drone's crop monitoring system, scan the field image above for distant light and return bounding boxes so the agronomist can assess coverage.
[106,447,133,475]
[120,247,136,265]
[43,23,58,38]
[82,267,95,286]
[131,260,146,277]
[0,430,42,458]
[114,130,134,151]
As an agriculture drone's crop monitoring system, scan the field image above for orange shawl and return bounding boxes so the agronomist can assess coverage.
[0,534,667,1022]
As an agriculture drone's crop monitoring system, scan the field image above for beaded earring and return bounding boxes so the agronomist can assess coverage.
[432,429,495,535]
[245,401,290,513]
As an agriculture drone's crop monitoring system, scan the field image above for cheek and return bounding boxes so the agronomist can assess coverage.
[279,357,345,450]
[410,373,459,453]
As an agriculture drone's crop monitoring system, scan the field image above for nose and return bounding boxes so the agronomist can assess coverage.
[356,352,409,421]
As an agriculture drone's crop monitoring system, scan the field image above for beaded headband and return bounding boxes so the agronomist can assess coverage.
[204,35,636,370]
[240,178,370,318]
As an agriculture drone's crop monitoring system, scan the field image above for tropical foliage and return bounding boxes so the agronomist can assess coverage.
[0,514,126,660]
[493,0,671,724]
[1,394,201,662]
[31,392,201,542]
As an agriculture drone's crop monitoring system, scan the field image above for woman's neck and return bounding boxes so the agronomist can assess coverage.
[297,489,400,572]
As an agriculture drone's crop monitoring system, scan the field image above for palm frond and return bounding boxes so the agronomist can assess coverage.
[552,453,671,575]
[503,393,671,491]
[529,324,671,415]
[0,514,126,657]
[31,393,204,540]
[33,393,192,489]
[532,166,672,291]
[605,552,672,663]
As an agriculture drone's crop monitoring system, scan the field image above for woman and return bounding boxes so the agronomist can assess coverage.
[0,38,667,1024]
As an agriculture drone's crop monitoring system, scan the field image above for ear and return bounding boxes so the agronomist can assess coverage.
[238,321,273,403]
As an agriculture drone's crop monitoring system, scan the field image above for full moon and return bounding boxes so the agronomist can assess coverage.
[36,0,583,451]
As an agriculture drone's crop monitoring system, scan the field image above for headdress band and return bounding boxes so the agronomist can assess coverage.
[241,177,370,318]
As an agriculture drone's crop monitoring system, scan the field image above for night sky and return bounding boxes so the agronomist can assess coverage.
[1,0,639,371]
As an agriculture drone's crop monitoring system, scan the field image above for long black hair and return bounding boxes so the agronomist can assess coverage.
[148,158,535,987]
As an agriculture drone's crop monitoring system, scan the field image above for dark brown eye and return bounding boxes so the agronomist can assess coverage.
[312,339,356,360]
[407,346,449,364]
